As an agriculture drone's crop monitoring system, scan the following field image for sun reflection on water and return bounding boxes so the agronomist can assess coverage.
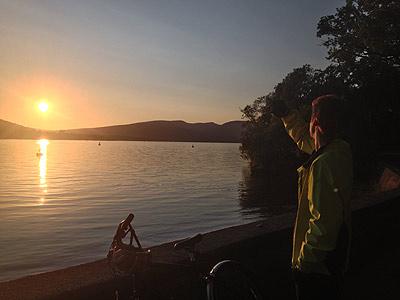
[37,139,49,205]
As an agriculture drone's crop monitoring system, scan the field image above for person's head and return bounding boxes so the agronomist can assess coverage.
[309,94,341,146]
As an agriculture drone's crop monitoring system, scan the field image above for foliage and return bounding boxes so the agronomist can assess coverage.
[240,94,299,172]
[241,0,400,180]
[317,0,400,172]
[317,0,400,78]
[240,65,342,173]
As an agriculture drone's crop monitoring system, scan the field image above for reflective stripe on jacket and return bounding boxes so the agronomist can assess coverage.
[282,110,353,275]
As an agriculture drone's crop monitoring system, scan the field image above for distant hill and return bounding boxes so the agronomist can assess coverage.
[0,119,244,143]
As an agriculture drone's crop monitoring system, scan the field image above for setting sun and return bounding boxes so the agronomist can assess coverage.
[38,101,49,113]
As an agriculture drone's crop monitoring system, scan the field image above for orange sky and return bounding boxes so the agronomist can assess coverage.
[0,1,340,130]
[0,74,102,129]
[0,73,239,130]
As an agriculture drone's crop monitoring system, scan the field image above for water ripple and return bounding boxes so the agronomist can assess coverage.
[0,140,295,282]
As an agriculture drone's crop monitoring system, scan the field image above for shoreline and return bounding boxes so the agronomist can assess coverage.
[1,188,399,299]
[0,138,242,144]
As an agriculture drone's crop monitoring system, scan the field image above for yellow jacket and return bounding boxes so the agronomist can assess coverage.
[282,110,353,275]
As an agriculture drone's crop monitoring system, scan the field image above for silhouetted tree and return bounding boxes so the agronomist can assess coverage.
[240,65,340,173]
[317,0,400,77]
[241,0,400,181]
[317,0,400,178]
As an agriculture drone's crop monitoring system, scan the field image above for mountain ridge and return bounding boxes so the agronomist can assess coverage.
[0,119,245,143]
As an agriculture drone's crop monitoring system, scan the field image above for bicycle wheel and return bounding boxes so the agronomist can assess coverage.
[206,260,264,300]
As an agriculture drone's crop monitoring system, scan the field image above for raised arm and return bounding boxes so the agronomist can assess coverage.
[282,110,314,155]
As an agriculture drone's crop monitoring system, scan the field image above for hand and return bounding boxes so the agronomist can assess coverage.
[270,100,289,118]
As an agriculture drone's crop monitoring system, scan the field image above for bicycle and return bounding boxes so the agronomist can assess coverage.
[107,213,264,300]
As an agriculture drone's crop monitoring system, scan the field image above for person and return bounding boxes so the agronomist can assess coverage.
[271,95,353,300]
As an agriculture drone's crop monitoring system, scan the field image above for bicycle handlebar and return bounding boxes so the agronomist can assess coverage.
[120,213,134,237]
[174,233,203,250]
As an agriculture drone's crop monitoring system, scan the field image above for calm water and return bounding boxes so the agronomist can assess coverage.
[0,140,296,282]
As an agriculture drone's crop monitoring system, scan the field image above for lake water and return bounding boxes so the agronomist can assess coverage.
[0,139,296,282]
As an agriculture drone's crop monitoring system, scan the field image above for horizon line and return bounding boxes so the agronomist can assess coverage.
[0,117,244,131]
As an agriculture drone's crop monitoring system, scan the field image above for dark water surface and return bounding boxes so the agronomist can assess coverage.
[0,140,296,282]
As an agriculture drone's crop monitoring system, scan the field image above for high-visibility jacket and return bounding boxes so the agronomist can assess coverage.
[282,110,353,275]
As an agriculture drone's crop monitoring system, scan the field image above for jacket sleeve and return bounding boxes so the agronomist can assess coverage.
[299,159,343,274]
[281,110,314,155]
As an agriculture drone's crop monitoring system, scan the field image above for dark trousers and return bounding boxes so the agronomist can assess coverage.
[293,270,343,300]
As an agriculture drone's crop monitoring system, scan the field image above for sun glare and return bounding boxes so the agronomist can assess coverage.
[38,101,49,113]
[36,139,49,205]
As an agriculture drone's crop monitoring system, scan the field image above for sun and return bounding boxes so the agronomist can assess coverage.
[38,101,49,113]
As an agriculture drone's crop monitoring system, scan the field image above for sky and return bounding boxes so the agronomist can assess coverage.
[0,0,344,130]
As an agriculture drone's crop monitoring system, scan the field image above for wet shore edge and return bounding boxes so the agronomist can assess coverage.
[1,188,400,300]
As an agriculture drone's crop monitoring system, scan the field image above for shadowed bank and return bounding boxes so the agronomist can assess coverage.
[1,187,399,300]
